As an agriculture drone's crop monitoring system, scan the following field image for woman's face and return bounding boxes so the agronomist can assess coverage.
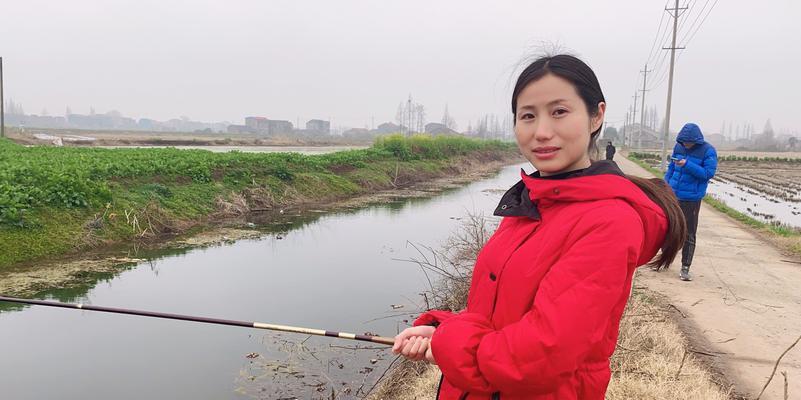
[514,73,605,176]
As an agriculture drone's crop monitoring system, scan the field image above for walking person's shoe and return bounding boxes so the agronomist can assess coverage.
[679,265,692,281]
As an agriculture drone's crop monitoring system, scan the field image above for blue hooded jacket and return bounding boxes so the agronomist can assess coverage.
[664,123,718,201]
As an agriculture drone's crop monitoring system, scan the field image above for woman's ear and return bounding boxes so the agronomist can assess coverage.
[591,102,606,132]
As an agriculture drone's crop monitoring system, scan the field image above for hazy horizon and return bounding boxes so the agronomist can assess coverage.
[1,0,799,135]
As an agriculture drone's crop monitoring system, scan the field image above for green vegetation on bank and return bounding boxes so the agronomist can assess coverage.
[0,135,516,269]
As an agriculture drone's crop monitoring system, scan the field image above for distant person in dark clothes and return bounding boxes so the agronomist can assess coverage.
[605,141,616,160]
[664,122,718,281]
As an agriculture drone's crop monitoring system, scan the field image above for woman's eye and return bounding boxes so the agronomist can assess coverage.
[520,113,535,120]
[553,109,568,116]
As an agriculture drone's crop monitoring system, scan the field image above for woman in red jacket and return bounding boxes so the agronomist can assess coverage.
[392,54,686,399]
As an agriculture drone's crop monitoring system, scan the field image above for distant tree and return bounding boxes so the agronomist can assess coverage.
[476,115,489,138]
[755,119,777,150]
[789,136,798,150]
[603,126,619,142]
[395,96,428,135]
[441,104,457,131]
[395,103,404,134]
[5,98,24,115]
[416,104,426,133]
[502,114,513,138]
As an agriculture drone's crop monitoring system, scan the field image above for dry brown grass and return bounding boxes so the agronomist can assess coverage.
[369,216,732,400]
[367,360,440,400]
[606,287,731,400]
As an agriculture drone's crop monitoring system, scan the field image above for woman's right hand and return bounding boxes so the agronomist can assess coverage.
[392,325,436,361]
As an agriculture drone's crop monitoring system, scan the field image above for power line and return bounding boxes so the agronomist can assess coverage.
[648,49,672,90]
[647,5,682,86]
[645,5,669,65]
[649,13,675,67]
[678,0,711,43]
[676,0,696,33]
[680,0,719,47]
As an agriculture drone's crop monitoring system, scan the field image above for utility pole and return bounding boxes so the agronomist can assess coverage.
[639,64,651,149]
[660,0,687,171]
[631,91,639,148]
[1,57,4,138]
[622,111,629,147]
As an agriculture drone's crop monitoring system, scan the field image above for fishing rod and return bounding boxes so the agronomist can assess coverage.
[0,295,395,346]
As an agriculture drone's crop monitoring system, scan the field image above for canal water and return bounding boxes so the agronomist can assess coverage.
[0,162,530,400]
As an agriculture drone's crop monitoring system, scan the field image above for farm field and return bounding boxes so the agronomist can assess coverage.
[629,152,801,229]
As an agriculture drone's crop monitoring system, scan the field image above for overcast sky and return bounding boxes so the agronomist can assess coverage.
[1,0,799,134]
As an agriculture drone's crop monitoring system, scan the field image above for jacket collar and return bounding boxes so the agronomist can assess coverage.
[493,160,625,219]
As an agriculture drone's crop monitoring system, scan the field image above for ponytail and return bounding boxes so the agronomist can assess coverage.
[625,175,687,270]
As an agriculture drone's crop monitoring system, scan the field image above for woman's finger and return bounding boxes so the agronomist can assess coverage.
[414,338,430,361]
[425,345,437,364]
[410,336,425,358]
[401,336,419,357]
[392,327,417,352]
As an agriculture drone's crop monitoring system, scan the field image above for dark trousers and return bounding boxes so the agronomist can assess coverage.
[680,200,702,268]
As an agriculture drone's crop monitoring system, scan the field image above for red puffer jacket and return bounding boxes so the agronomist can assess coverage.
[414,161,668,400]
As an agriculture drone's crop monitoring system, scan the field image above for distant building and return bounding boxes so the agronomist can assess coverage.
[375,122,402,134]
[137,118,159,131]
[624,123,662,149]
[267,119,293,135]
[6,114,68,129]
[244,116,294,135]
[342,128,371,139]
[245,117,269,131]
[227,124,252,134]
[425,122,458,136]
[306,119,331,135]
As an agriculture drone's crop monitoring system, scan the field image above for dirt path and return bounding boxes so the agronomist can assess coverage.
[616,155,801,399]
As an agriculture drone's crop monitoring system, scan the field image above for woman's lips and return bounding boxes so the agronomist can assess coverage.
[532,146,560,160]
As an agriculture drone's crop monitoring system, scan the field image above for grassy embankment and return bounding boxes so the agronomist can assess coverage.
[628,152,801,258]
[0,135,518,270]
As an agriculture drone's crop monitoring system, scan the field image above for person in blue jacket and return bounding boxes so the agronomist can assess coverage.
[664,123,717,281]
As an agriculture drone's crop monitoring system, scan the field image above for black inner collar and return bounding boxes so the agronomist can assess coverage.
[492,160,625,219]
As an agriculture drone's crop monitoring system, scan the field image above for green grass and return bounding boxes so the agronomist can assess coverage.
[0,134,516,269]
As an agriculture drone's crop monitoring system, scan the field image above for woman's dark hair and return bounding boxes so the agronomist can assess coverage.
[512,54,686,270]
